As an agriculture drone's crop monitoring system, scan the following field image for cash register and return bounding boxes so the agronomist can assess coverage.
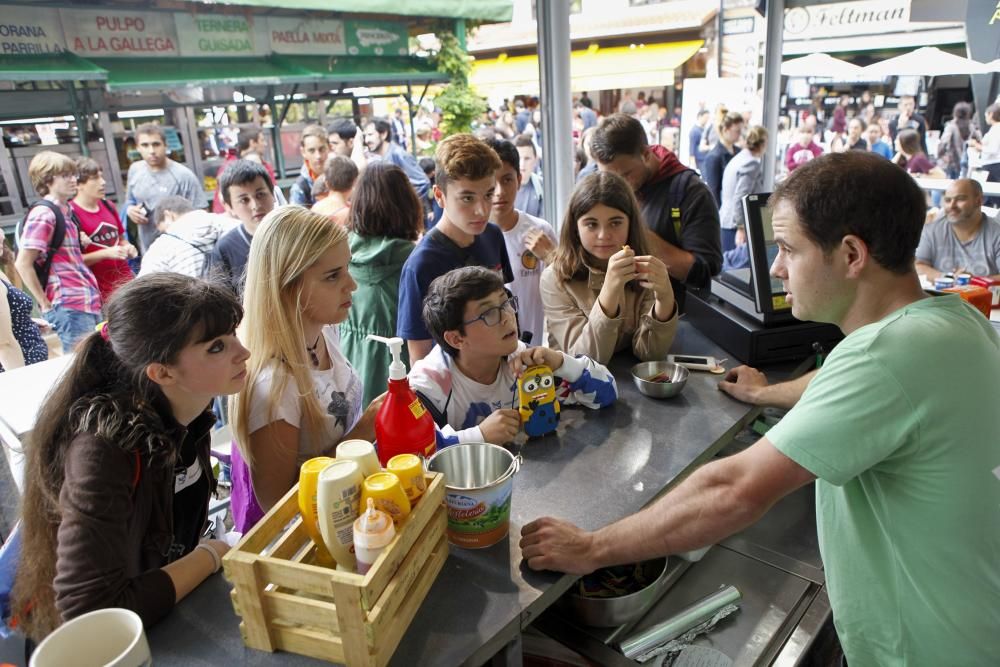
[685,193,842,365]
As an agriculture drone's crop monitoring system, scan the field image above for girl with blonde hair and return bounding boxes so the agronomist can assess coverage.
[230,205,381,532]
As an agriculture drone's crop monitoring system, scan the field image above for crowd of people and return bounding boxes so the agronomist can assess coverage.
[0,89,997,666]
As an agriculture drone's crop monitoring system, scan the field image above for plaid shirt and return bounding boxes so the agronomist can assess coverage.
[19,196,102,314]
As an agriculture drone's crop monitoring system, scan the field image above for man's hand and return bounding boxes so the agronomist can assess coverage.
[127,204,149,225]
[510,346,563,377]
[520,516,599,575]
[524,229,555,263]
[735,227,747,246]
[718,365,769,405]
[479,409,521,444]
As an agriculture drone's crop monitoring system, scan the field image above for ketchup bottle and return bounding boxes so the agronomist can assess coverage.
[367,335,437,466]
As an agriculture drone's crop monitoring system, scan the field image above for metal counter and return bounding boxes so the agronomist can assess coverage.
[146,322,811,666]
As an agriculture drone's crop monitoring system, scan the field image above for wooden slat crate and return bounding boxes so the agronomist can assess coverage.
[223,472,448,666]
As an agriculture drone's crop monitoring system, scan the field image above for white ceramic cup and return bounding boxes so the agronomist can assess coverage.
[29,607,151,667]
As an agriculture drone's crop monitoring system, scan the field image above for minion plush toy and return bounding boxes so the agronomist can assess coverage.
[518,365,560,437]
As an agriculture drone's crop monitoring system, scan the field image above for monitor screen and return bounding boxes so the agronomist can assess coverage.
[743,193,791,314]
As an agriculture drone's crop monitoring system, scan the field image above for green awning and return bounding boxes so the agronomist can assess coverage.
[180,0,513,21]
[91,57,317,91]
[272,55,448,86]
[0,52,107,82]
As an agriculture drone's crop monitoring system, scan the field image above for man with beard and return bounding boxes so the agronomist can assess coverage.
[915,178,1000,280]
[363,118,429,201]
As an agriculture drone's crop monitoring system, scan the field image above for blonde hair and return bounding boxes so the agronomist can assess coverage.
[28,151,76,196]
[745,125,768,152]
[230,205,350,466]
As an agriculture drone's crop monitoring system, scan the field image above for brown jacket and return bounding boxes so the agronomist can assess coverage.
[540,264,678,364]
[53,407,215,628]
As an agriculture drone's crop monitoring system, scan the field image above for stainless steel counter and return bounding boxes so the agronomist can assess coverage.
[145,322,807,666]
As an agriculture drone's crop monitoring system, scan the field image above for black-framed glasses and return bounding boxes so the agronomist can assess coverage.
[463,296,519,327]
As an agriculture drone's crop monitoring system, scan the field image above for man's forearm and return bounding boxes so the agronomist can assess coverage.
[755,370,815,410]
[14,256,49,309]
[914,261,942,281]
[647,233,694,281]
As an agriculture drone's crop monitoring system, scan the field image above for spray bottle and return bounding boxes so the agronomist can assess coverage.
[367,335,437,465]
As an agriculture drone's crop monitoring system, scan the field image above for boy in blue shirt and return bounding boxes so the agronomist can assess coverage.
[409,266,618,447]
[397,134,513,363]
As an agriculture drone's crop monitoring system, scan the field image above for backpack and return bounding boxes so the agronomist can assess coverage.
[14,201,80,288]
[0,450,141,637]
[645,168,699,246]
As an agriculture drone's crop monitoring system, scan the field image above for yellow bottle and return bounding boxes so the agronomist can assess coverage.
[361,472,411,525]
[298,457,336,567]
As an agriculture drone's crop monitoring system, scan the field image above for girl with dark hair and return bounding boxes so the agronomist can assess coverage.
[894,128,946,178]
[937,102,981,179]
[541,171,677,364]
[341,162,422,405]
[11,273,248,641]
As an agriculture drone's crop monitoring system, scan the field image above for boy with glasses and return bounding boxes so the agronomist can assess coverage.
[409,266,617,447]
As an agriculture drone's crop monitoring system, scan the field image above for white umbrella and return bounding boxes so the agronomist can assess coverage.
[860,46,990,77]
[781,53,863,79]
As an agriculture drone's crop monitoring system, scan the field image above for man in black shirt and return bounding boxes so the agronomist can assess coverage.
[211,160,276,296]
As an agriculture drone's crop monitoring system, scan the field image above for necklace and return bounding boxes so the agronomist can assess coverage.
[306,334,322,368]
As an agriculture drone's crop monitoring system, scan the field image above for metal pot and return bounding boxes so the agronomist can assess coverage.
[563,557,671,628]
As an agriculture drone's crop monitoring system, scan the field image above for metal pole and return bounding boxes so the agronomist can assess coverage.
[761,0,784,191]
[65,82,90,157]
[407,81,417,157]
[536,0,573,231]
[717,0,724,78]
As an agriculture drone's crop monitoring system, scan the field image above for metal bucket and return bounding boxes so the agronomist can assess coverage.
[426,443,520,549]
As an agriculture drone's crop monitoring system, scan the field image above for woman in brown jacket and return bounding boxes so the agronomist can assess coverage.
[541,171,678,364]
[12,273,249,642]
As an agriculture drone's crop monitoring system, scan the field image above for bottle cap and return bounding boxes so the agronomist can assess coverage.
[353,498,395,550]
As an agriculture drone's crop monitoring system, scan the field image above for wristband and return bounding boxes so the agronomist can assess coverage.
[195,543,222,574]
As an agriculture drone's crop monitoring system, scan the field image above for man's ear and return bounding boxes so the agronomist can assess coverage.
[841,234,869,278]
[433,183,446,208]
[442,328,465,352]
[145,362,176,387]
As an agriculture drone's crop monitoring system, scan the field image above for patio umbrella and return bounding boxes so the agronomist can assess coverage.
[781,53,863,79]
[860,46,990,77]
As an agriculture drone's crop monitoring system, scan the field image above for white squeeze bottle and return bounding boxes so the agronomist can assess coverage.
[353,498,396,575]
[317,459,363,571]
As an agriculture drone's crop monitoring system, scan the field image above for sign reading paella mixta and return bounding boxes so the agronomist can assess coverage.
[345,20,408,56]
[267,16,347,55]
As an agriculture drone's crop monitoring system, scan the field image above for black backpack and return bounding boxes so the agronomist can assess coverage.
[14,201,80,287]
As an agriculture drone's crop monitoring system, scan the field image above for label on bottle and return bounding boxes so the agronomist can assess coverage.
[408,398,427,419]
[422,438,436,457]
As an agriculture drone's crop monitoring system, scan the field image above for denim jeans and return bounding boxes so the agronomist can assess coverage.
[45,305,100,353]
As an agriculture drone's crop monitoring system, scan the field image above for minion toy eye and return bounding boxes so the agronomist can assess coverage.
[540,375,553,388]
[524,379,539,393]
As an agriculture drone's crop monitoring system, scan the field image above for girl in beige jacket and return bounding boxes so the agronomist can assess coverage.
[541,172,678,364]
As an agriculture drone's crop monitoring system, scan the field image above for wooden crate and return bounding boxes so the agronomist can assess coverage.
[223,472,448,666]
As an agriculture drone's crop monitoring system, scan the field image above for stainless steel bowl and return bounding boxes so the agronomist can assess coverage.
[564,558,670,627]
[631,361,689,399]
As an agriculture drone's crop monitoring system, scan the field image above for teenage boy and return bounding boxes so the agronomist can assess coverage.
[397,134,514,363]
[312,156,358,226]
[485,138,557,345]
[328,118,367,170]
[513,134,543,218]
[71,157,136,303]
[210,160,276,295]
[124,122,208,253]
[138,196,236,279]
[290,125,329,207]
[15,151,102,352]
[410,266,618,447]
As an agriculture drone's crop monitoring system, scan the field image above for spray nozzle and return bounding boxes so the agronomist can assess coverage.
[367,334,407,380]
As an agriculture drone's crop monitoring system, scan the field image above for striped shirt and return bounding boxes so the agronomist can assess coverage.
[19,196,102,314]
[138,211,237,279]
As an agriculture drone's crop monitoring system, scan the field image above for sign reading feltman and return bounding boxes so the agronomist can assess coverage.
[61,9,180,57]
[0,6,65,54]
[783,0,913,40]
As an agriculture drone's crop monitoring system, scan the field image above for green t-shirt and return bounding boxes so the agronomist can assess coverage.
[768,295,1000,666]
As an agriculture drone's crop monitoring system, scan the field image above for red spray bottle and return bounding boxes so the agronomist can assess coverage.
[367,335,437,465]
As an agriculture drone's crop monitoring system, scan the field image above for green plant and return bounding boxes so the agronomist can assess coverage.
[432,29,487,136]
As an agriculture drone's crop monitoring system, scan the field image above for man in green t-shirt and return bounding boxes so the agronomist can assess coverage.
[520,151,1000,665]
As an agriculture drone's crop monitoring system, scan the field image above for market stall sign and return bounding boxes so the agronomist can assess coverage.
[0,7,67,55]
[783,0,954,40]
[267,17,347,55]
[60,8,180,57]
[344,21,408,56]
[174,13,269,57]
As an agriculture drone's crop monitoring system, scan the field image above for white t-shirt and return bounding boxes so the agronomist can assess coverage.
[500,210,557,346]
[248,325,363,465]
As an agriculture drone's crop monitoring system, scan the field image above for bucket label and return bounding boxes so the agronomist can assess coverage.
[444,486,512,549]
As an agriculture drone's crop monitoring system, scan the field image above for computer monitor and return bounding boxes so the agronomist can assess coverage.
[742,193,792,317]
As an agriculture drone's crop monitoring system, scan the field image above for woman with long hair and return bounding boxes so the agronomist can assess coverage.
[12,273,247,641]
[540,171,677,364]
[229,205,381,532]
[937,101,980,179]
[894,128,946,178]
[340,162,421,406]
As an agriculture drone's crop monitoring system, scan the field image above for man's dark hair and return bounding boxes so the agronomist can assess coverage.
[590,113,647,163]
[153,195,195,227]
[324,155,359,193]
[696,109,710,119]
[422,266,505,357]
[419,157,436,178]
[327,117,357,141]
[513,134,537,156]
[369,118,392,140]
[486,138,519,174]
[135,122,166,142]
[771,151,925,275]
[237,128,261,155]
[219,160,273,206]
